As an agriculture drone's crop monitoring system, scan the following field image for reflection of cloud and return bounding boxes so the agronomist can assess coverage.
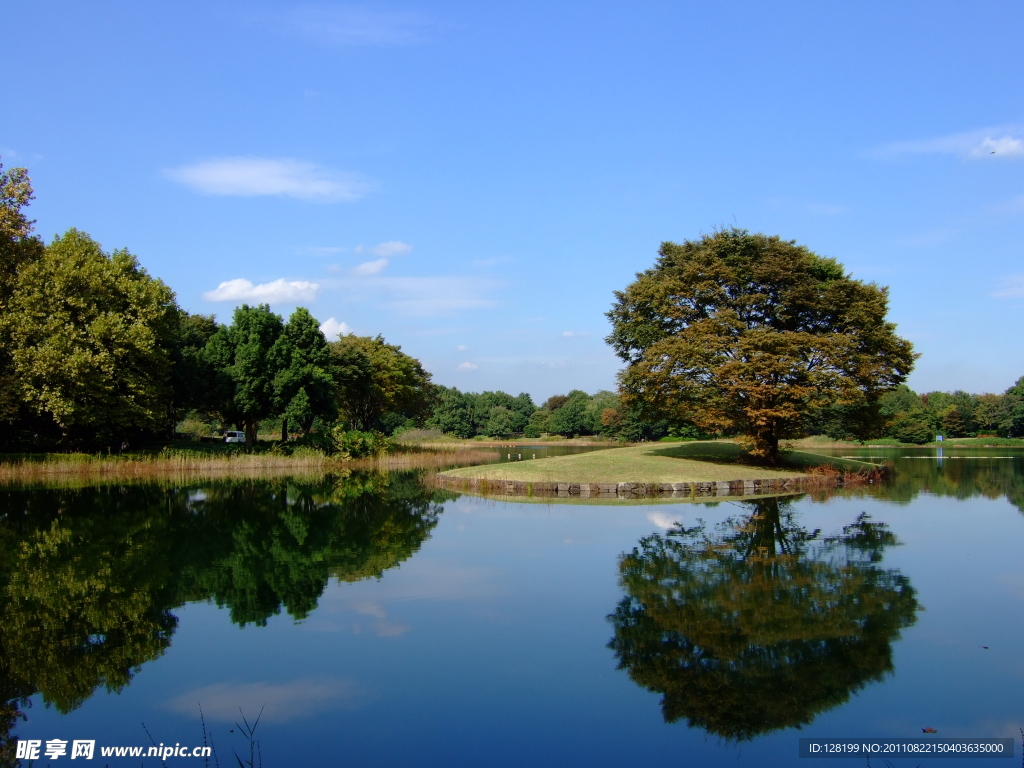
[203,278,319,303]
[165,157,371,201]
[993,274,1024,299]
[371,241,412,257]
[873,127,1024,160]
[457,362,478,371]
[281,7,430,46]
[648,511,681,530]
[319,317,352,339]
[166,678,362,722]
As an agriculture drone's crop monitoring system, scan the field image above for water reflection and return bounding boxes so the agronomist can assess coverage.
[0,471,452,749]
[607,497,918,740]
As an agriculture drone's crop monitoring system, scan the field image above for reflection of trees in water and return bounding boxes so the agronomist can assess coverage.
[0,472,452,755]
[608,498,918,741]
[884,457,1024,513]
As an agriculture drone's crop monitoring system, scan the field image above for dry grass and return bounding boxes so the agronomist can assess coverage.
[0,447,501,487]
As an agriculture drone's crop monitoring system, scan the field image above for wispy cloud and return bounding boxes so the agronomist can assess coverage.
[319,317,352,339]
[304,245,346,256]
[328,275,499,316]
[203,278,320,303]
[457,362,478,371]
[562,330,590,338]
[371,240,412,257]
[873,127,1024,160]
[456,344,468,351]
[993,274,1024,299]
[165,678,362,723]
[165,157,371,201]
[282,6,430,46]
[353,258,389,275]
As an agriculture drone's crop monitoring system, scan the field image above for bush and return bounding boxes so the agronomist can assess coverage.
[331,427,392,458]
[523,425,541,438]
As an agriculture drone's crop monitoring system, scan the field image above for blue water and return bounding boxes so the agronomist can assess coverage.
[5,447,1024,766]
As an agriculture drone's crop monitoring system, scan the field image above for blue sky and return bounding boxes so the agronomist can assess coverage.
[4,1,1023,401]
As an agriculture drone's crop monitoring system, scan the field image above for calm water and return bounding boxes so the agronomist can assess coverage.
[3,446,1024,766]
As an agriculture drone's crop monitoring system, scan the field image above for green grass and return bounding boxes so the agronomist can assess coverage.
[439,441,878,484]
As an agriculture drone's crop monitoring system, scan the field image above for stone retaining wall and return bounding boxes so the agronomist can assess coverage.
[434,474,826,499]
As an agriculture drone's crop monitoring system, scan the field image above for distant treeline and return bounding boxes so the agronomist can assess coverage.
[814,380,1024,444]
[423,387,674,441]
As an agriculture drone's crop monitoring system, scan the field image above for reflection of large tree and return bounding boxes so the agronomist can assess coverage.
[608,498,918,740]
[0,472,451,753]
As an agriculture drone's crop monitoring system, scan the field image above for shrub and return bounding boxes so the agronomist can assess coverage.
[331,427,392,459]
[523,425,541,438]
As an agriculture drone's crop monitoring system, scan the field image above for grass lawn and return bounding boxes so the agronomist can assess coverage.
[439,441,878,484]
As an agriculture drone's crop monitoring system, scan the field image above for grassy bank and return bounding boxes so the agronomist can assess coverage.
[439,441,878,485]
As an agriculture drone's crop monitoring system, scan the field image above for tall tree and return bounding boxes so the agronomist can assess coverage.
[0,159,45,430]
[330,334,434,431]
[4,229,178,446]
[203,304,284,445]
[271,308,336,438]
[607,228,916,462]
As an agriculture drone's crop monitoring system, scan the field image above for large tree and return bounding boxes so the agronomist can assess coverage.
[4,229,178,446]
[330,334,434,431]
[271,308,337,438]
[203,304,284,445]
[606,228,916,462]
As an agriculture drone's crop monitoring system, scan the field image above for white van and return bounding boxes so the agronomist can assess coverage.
[224,431,245,444]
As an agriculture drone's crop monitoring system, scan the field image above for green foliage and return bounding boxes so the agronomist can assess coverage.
[607,228,916,462]
[330,334,434,432]
[4,229,179,446]
[272,308,336,436]
[203,304,284,445]
[608,498,917,740]
[330,427,392,458]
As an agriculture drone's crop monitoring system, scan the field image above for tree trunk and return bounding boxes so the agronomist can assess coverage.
[245,419,258,447]
[281,417,288,442]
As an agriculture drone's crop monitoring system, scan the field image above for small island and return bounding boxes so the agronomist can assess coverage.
[436,441,880,499]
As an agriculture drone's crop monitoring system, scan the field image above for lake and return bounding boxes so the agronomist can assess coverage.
[3,445,1023,766]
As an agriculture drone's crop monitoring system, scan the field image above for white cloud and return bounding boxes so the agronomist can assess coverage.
[353,258,389,276]
[165,678,361,723]
[874,127,1024,160]
[993,274,1024,299]
[562,330,590,338]
[203,278,320,303]
[648,511,682,530]
[328,275,499,316]
[319,317,352,339]
[165,157,371,201]
[371,240,412,257]
[282,7,429,46]
[457,362,479,371]
[456,344,468,351]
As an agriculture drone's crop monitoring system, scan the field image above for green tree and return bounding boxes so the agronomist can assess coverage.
[607,229,916,462]
[548,390,592,436]
[608,499,918,740]
[203,304,284,445]
[0,159,45,431]
[483,405,522,437]
[168,311,219,427]
[426,386,474,438]
[1001,377,1024,437]
[272,308,336,438]
[330,334,434,431]
[4,229,178,446]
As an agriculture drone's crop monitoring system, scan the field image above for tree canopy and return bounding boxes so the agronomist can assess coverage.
[4,229,178,445]
[608,498,918,740]
[607,228,917,461]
